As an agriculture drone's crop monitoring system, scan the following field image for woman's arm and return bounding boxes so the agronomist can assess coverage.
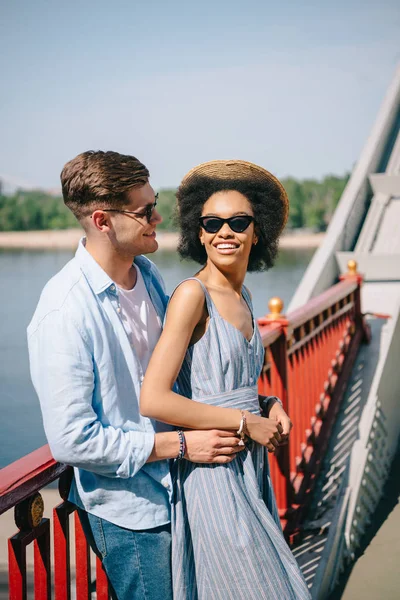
[141,280,241,430]
[141,281,283,451]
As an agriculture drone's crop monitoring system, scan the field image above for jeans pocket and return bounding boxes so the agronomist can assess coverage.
[94,516,107,559]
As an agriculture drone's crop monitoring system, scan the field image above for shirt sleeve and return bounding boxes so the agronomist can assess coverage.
[27,309,155,478]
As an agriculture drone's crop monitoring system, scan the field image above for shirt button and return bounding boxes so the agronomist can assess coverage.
[110,284,116,291]
[116,307,121,313]
[163,482,170,489]
[248,348,252,354]
[249,377,254,383]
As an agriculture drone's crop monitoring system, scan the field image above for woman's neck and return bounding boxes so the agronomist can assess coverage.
[198,261,247,294]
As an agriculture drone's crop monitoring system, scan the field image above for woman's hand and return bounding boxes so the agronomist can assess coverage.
[268,403,293,445]
[245,412,284,453]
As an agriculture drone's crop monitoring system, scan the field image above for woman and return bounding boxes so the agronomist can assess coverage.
[141,160,311,599]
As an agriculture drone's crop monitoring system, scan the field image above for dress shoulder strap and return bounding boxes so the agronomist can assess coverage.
[241,284,254,315]
[169,277,215,316]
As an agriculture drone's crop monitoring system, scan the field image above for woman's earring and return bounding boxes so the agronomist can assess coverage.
[253,237,258,246]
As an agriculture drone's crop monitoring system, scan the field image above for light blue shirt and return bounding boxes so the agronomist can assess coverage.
[27,240,172,530]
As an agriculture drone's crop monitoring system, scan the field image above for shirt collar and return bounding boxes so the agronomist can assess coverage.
[133,254,152,275]
[75,238,113,294]
[75,238,153,295]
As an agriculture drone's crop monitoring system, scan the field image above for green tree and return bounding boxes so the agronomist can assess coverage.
[282,178,305,229]
[156,189,178,230]
[0,174,350,233]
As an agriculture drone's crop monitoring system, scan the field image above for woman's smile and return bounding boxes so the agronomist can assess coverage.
[213,241,240,254]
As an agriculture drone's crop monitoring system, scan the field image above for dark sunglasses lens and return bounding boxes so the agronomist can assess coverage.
[146,202,156,222]
[229,217,252,232]
[201,218,223,233]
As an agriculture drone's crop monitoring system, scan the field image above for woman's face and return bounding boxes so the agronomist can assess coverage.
[199,190,257,270]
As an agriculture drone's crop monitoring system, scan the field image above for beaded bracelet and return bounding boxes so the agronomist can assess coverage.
[177,430,186,460]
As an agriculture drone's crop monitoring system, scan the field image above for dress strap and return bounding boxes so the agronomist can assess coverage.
[169,277,215,317]
[241,285,254,315]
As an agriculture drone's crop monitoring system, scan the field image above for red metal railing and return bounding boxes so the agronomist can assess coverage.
[0,448,109,599]
[258,263,368,534]
[0,263,368,597]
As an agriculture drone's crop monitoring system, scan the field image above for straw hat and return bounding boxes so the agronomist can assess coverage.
[180,160,289,232]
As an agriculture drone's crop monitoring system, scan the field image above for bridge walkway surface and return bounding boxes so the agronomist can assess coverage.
[331,446,400,600]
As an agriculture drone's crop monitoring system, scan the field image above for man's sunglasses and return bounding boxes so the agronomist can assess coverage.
[90,194,158,223]
[199,215,254,234]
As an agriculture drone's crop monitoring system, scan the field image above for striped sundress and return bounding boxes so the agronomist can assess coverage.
[171,278,311,600]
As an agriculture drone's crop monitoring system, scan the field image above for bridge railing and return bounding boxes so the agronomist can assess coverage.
[258,260,369,535]
[0,447,109,600]
[0,261,368,597]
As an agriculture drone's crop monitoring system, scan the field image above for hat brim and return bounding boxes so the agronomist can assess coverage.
[180,160,289,233]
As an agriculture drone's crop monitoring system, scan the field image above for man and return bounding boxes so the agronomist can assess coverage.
[27,151,244,599]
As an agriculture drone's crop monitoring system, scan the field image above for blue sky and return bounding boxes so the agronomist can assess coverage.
[1,0,399,190]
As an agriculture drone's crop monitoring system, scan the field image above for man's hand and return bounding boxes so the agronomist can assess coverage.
[268,402,293,445]
[184,430,245,464]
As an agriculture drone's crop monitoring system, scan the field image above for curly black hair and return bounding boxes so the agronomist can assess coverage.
[176,176,286,271]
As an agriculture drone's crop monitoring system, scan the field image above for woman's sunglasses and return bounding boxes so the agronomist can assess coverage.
[199,215,254,234]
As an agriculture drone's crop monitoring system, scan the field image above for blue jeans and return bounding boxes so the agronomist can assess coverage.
[78,509,172,600]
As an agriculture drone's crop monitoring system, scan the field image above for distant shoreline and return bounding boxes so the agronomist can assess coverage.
[0,229,325,251]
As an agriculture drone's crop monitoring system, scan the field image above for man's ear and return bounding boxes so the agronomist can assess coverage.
[91,210,112,232]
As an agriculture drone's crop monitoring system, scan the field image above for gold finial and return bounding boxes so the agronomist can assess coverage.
[347,259,358,275]
[14,493,44,530]
[268,297,284,319]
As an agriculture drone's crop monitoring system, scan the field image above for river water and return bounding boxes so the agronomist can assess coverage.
[0,247,314,468]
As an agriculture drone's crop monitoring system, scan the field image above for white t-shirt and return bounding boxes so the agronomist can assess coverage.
[117,264,162,373]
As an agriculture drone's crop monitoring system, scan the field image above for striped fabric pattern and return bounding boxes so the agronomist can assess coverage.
[171,278,311,599]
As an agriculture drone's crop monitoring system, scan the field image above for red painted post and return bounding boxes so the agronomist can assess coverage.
[268,333,292,515]
[8,535,26,600]
[96,557,109,600]
[304,332,313,441]
[74,511,91,600]
[286,350,298,477]
[289,343,304,477]
[34,519,51,600]
[269,333,288,410]
[267,319,293,512]
[339,260,365,336]
[54,503,73,600]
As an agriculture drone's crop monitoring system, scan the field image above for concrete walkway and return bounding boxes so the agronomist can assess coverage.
[341,499,400,599]
[331,446,400,600]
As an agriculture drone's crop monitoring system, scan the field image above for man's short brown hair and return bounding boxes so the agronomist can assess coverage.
[61,150,149,219]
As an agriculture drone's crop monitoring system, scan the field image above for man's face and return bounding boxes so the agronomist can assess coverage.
[105,183,163,257]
